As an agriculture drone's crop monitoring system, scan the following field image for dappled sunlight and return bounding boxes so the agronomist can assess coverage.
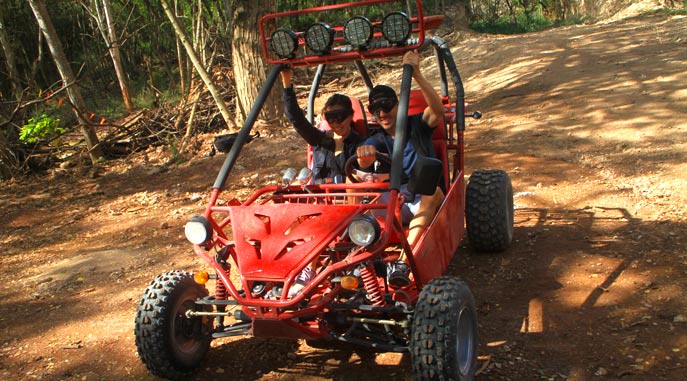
[457,12,687,210]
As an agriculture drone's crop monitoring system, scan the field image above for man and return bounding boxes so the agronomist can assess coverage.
[356,50,445,287]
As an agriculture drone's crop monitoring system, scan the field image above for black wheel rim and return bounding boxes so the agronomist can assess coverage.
[171,298,204,362]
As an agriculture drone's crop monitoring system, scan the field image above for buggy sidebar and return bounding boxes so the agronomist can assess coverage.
[134,1,514,380]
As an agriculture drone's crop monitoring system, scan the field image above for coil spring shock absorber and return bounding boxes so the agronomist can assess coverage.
[214,277,227,328]
[360,264,385,306]
[214,246,230,327]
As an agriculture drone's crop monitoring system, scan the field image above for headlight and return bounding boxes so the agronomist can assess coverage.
[343,16,372,48]
[270,28,298,58]
[185,215,213,245]
[305,22,334,54]
[381,12,411,45]
[349,214,381,247]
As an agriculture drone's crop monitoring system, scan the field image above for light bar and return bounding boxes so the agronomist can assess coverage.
[270,28,298,58]
[305,22,334,54]
[343,16,372,48]
[381,12,411,45]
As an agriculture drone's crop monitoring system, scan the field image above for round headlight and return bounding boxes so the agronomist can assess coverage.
[270,28,298,58]
[305,22,334,54]
[349,214,381,247]
[343,16,372,48]
[185,215,213,245]
[382,12,411,45]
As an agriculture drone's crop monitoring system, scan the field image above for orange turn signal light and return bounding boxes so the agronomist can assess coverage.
[193,270,209,285]
[340,275,359,290]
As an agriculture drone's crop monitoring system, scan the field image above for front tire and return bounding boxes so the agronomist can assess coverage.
[465,169,514,252]
[411,277,478,381]
[134,270,212,380]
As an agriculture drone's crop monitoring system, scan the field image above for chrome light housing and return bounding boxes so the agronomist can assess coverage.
[185,215,213,245]
[381,12,411,45]
[305,22,334,54]
[343,16,372,48]
[349,214,381,247]
[270,28,298,58]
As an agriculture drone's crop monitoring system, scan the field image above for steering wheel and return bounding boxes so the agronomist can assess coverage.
[344,152,392,183]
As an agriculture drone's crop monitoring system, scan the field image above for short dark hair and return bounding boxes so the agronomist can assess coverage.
[368,85,398,105]
[323,93,353,112]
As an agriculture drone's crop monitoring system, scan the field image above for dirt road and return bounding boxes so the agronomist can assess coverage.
[1,10,686,381]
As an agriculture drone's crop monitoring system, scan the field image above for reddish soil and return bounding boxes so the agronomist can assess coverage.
[1,10,686,381]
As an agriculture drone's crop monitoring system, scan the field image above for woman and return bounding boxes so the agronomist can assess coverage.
[281,68,364,184]
[280,67,365,296]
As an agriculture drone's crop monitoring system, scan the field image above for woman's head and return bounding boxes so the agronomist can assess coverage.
[322,94,354,137]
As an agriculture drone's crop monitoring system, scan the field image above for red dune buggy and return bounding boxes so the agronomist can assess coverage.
[134,1,513,380]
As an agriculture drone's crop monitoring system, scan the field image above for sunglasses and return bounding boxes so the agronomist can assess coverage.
[368,98,397,117]
[324,109,352,124]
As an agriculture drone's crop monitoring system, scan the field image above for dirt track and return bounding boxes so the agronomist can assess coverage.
[1,10,686,381]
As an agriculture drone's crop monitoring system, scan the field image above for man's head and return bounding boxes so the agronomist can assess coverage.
[368,85,398,132]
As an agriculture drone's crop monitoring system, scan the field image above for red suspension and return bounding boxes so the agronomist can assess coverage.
[360,264,385,306]
[215,277,227,301]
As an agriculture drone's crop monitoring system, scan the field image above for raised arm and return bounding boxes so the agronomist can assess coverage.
[403,50,444,128]
[281,68,328,146]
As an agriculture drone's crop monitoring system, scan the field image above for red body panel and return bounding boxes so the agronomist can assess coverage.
[230,203,359,280]
[413,172,465,284]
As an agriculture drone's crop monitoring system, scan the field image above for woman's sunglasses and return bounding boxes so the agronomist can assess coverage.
[368,98,397,117]
[324,109,352,124]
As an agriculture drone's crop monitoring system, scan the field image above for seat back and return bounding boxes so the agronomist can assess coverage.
[407,90,449,191]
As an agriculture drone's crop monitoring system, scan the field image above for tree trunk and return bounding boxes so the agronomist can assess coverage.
[231,1,282,124]
[100,0,135,112]
[27,0,103,163]
[0,7,22,100]
[160,0,237,130]
[174,0,187,97]
[0,130,17,180]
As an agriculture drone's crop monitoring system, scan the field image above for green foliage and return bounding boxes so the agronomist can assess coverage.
[19,114,65,144]
[553,17,587,27]
[665,6,687,15]
[471,11,553,34]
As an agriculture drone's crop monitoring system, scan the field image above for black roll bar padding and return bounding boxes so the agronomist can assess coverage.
[354,60,374,92]
[389,63,414,191]
[435,46,449,98]
[429,36,466,131]
[307,64,326,124]
[417,36,467,133]
[213,64,285,190]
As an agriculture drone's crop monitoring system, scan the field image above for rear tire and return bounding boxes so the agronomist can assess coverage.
[411,277,478,381]
[134,270,212,380]
[465,169,514,252]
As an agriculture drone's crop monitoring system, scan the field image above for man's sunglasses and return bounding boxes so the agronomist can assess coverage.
[368,99,397,117]
[324,109,352,124]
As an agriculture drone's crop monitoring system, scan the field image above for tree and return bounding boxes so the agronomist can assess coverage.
[0,6,22,100]
[27,0,103,163]
[231,1,282,123]
[87,0,135,112]
[160,0,237,130]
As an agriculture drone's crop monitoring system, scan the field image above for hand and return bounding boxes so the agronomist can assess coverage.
[280,67,293,87]
[356,145,377,168]
[402,50,420,70]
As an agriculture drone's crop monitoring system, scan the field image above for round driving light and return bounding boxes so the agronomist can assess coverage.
[340,275,360,290]
[382,12,411,45]
[343,16,372,48]
[270,28,298,58]
[349,214,381,247]
[184,215,213,245]
[193,270,209,285]
[305,22,334,54]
